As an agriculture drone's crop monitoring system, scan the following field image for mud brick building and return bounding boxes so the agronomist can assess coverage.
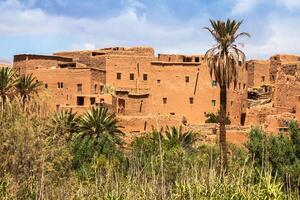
[13,47,248,126]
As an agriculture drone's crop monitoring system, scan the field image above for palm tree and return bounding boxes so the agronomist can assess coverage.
[0,67,16,103]
[15,74,42,105]
[48,109,79,141]
[204,19,250,173]
[164,126,196,148]
[78,107,124,145]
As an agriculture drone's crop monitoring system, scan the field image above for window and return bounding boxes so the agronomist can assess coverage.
[157,80,161,84]
[77,97,84,106]
[57,82,63,89]
[143,74,148,81]
[189,97,194,104]
[163,98,167,104]
[94,84,97,93]
[117,72,121,80]
[271,75,275,81]
[212,100,216,107]
[45,84,48,89]
[170,113,175,115]
[130,73,134,80]
[261,76,265,82]
[212,80,217,87]
[77,84,82,92]
[195,57,200,62]
[90,97,96,105]
[243,83,246,89]
[100,85,104,93]
[239,82,241,90]
[185,76,189,83]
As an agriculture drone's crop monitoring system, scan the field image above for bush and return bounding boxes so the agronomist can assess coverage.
[205,111,231,125]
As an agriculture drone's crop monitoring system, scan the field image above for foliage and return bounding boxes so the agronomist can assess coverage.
[0,67,16,102]
[205,111,231,125]
[15,74,42,103]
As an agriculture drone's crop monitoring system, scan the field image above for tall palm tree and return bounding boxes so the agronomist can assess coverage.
[204,19,250,173]
[15,74,42,104]
[0,67,16,103]
[78,107,124,145]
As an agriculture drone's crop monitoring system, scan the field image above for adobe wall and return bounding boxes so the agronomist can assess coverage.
[296,96,300,121]
[26,68,105,109]
[273,64,300,113]
[13,54,73,75]
[247,60,270,88]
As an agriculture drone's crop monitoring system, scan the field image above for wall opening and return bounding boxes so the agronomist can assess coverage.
[195,57,200,62]
[143,74,148,81]
[189,97,194,104]
[77,84,82,92]
[163,97,167,104]
[130,73,135,80]
[90,97,96,105]
[117,72,122,80]
[240,113,246,126]
[185,76,190,83]
[77,96,84,106]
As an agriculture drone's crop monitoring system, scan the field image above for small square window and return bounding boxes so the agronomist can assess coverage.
[117,73,122,80]
[60,82,63,88]
[45,84,48,89]
[77,84,82,92]
[189,97,194,104]
[163,97,167,104]
[185,76,189,83]
[261,76,265,82]
[243,83,246,89]
[143,74,148,81]
[157,80,161,84]
[195,57,200,62]
[57,82,60,88]
[212,80,217,87]
[130,73,134,80]
[212,100,216,107]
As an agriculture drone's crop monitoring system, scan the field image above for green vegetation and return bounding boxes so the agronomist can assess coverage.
[205,111,231,125]
[0,95,299,199]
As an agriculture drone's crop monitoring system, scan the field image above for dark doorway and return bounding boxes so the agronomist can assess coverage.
[77,96,84,106]
[118,99,125,114]
[240,113,246,126]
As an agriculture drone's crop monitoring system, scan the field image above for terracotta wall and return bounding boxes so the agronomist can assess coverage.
[26,68,105,108]
[247,60,270,88]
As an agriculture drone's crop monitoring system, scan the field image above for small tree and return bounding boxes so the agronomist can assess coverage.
[0,67,16,103]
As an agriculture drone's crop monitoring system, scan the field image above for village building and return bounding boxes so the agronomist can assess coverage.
[12,46,248,129]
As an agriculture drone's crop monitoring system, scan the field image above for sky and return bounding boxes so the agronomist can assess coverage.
[1,0,300,62]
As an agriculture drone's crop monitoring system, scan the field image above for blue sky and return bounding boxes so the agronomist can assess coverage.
[1,0,300,62]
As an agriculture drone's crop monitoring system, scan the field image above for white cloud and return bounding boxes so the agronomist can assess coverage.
[276,0,300,9]
[231,0,259,15]
[0,0,300,60]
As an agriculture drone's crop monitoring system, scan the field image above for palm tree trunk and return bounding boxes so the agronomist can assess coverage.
[219,85,228,177]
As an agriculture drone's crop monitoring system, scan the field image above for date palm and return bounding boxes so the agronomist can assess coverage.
[78,107,124,145]
[164,126,196,148]
[48,109,79,141]
[204,19,250,174]
[0,67,16,103]
[15,74,42,104]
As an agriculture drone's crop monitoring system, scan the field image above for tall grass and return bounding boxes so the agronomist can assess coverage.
[0,98,299,199]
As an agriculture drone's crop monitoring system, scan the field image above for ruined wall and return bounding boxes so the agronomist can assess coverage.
[247,60,270,88]
[273,64,300,113]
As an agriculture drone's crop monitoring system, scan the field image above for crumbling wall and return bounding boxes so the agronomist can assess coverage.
[247,60,270,88]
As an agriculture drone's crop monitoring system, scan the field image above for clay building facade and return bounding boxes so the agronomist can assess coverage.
[13,47,248,126]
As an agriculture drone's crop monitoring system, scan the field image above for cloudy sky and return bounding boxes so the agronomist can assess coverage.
[0,0,300,61]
